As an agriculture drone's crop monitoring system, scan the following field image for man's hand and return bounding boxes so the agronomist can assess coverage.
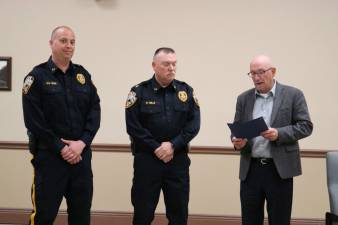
[60,145,81,164]
[61,139,86,164]
[261,128,278,141]
[231,137,248,150]
[154,142,174,163]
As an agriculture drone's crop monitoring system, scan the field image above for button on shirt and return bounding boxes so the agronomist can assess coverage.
[251,81,276,158]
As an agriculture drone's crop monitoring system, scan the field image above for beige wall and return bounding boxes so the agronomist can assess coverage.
[0,0,337,219]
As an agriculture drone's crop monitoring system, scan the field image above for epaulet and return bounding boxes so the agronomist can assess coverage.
[73,63,83,69]
[73,64,87,72]
[175,79,192,90]
[34,62,47,70]
[176,79,191,87]
[132,84,140,90]
[132,79,149,90]
[174,79,186,85]
[73,64,91,78]
[31,62,48,76]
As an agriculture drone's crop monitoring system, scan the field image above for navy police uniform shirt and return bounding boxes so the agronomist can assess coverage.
[125,76,200,154]
[22,57,101,154]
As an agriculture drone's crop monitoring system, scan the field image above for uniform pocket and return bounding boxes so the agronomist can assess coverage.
[43,85,63,95]
[75,85,90,94]
[140,101,162,114]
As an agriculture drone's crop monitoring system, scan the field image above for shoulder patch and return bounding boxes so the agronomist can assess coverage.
[125,91,137,108]
[22,75,34,95]
[193,91,200,107]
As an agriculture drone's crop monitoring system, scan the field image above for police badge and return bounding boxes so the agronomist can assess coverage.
[178,91,188,102]
[76,73,86,85]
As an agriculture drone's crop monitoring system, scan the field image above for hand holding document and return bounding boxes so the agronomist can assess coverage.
[227,117,268,139]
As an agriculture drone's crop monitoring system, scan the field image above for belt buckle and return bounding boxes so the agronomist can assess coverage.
[260,158,268,165]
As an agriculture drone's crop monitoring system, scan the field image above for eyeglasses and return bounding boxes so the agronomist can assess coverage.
[247,68,273,78]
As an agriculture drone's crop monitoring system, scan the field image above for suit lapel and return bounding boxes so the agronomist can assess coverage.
[246,90,256,121]
[270,82,284,126]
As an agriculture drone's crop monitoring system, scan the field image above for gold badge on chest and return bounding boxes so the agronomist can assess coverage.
[76,73,86,85]
[177,91,188,102]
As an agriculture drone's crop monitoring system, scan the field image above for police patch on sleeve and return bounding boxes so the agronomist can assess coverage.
[22,75,34,95]
[193,91,200,107]
[125,91,137,108]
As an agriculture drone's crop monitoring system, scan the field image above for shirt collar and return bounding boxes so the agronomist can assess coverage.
[151,75,177,92]
[255,80,276,98]
[47,56,75,74]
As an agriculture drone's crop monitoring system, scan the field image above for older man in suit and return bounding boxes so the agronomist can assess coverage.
[231,55,313,225]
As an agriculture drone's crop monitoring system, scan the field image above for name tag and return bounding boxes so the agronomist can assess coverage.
[45,81,58,85]
[145,101,156,105]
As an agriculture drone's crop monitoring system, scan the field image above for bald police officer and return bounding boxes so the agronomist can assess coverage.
[22,26,100,225]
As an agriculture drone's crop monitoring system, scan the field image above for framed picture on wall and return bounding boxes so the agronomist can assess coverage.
[0,56,12,91]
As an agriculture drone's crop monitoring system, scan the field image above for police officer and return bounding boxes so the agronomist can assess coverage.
[125,47,200,225]
[22,26,101,225]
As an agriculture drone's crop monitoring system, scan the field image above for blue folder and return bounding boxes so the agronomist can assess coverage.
[227,117,268,139]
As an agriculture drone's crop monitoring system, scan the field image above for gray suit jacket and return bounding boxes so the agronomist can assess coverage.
[234,82,313,180]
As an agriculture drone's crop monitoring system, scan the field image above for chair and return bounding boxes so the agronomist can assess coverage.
[326,151,338,225]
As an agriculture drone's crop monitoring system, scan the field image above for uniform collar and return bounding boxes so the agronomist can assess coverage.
[151,75,177,92]
[47,56,75,74]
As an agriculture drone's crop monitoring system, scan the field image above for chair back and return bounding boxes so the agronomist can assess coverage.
[327,151,338,215]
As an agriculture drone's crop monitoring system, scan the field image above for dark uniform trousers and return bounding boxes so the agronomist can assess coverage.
[132,152,190,225]
[240,159,293,225]
[30,149,93,225]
